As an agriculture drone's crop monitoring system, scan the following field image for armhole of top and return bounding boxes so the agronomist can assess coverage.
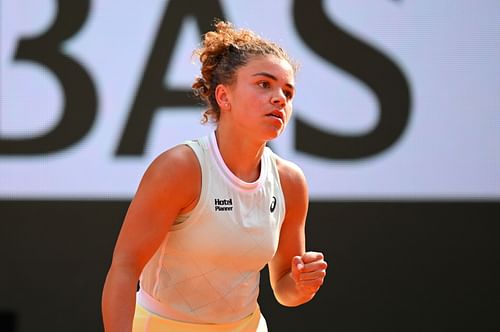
[265,147,287,225]
[169,139,208,231]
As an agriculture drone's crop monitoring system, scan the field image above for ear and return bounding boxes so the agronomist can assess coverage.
[215,84,231,111]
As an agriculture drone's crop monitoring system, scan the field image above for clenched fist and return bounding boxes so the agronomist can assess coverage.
[291,251,328,295]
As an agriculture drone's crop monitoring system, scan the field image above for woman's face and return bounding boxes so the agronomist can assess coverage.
[221,55,296,141]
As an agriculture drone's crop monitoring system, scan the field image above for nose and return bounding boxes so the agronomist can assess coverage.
[271,92,286,108]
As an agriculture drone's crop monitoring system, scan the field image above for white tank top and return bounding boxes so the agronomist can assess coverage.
[139,131,286,324]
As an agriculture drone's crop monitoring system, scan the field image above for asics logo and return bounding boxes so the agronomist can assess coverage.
[270,196,277,213]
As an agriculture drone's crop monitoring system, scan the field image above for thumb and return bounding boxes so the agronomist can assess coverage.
[292,256,304,271]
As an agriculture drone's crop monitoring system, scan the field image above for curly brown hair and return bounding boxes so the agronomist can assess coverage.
[192,20,298,124]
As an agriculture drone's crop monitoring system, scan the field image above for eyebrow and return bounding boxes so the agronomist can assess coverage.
[252,72,295,91]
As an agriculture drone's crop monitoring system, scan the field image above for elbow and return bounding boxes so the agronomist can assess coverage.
[109,251,147,278]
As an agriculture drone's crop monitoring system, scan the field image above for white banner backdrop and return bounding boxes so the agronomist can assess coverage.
[1,0,499,199]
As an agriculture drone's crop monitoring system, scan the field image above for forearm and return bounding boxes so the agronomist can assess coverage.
[272,271,316,307]
[102,264,140,332]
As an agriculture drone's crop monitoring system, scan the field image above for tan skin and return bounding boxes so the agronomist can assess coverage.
[101,55,327,331]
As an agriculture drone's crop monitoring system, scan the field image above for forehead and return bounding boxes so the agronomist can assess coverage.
[238,55,295,84]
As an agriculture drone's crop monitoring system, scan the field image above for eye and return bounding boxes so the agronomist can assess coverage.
[258,81,270,89]
[284,90,294,100]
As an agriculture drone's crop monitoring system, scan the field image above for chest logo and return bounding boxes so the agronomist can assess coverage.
[270,196,277,213]
[214,198,233,211]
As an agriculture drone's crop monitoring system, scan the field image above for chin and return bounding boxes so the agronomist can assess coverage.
[263,128,283,142]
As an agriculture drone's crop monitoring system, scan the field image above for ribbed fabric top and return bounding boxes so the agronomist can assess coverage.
[139,131,286,324]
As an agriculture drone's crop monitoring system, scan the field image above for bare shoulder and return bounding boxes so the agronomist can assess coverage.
[150,144,199,173]
[274,154,308,203]
[140,144,201,210]
[274,154,307,189]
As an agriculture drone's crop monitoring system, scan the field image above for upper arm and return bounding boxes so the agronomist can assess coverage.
[268,157,309,290]
[109,144,201,274]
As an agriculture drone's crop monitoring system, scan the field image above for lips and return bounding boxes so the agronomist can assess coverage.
[267,110,284,122]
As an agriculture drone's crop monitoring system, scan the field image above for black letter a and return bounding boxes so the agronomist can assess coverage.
[116,0,226,155]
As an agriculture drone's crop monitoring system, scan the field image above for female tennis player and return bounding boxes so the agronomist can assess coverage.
[102,20,327,332]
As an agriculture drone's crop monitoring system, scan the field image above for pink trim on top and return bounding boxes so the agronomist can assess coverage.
[208,131,266,191]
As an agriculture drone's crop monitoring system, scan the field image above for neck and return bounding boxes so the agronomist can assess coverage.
[214,127,266,183]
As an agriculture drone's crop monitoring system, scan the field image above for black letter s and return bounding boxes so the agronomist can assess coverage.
[293,1,411,159]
